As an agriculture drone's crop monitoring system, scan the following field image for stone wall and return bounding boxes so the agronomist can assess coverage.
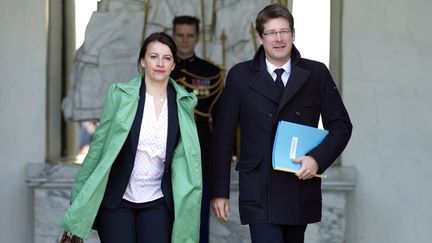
[27,163,355,243]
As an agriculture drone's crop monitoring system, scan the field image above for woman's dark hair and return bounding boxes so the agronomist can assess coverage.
[137,32,177,73]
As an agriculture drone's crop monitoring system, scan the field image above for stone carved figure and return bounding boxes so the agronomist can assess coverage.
[62,0,264,121]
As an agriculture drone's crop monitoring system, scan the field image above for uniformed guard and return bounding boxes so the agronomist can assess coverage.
[171,16,223,243]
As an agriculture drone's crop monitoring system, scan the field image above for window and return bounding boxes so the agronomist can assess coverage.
[292,0,330,67]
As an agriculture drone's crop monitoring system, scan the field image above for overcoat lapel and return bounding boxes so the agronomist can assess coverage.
[129,81,145,158]
[116,78,141,159]
[276,65,310,116]
[249,46,282,104]
[165,84,179,170]
[249,70,281,104]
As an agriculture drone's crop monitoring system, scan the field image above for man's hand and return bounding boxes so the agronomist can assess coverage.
[211,198,230,222]
[292,155,319,180]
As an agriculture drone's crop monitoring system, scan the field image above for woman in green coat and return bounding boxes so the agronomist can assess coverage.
[60,32,202,243]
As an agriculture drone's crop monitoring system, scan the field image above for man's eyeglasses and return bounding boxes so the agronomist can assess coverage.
[262,30,292,38]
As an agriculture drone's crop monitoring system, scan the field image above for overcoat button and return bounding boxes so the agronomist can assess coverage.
[295,111,301,116]
[267,112,273,118]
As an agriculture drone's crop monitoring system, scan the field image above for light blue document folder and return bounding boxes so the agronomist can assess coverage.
[272,121,329,178]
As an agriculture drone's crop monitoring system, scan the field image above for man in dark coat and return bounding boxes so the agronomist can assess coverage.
[171,15,223,243]
[210,4,352,243]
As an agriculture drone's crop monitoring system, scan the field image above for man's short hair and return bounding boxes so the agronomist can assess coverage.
[255,4,294,37]
[173,16,200,35]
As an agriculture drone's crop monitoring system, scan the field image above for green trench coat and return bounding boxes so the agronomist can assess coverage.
[60,76,202,243]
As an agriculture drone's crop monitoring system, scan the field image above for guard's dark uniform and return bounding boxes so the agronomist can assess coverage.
[171,54,223,243]
[172,54,223,181]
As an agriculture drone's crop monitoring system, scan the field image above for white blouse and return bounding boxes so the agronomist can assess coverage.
[123,93,168,203]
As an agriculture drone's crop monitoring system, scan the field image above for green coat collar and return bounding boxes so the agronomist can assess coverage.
[117,75,197,109]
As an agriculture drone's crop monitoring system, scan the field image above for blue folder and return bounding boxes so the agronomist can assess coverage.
[272,121,329,178]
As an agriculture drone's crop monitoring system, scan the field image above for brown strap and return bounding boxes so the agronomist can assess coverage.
[59,231,83,243]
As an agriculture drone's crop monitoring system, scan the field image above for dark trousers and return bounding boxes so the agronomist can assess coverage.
[95,197,172,243]
[249,223,307,243]
[199,183,210,243]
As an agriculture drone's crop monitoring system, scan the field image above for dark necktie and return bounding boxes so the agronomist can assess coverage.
[275,68,285,89]
[275,68,285,93]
